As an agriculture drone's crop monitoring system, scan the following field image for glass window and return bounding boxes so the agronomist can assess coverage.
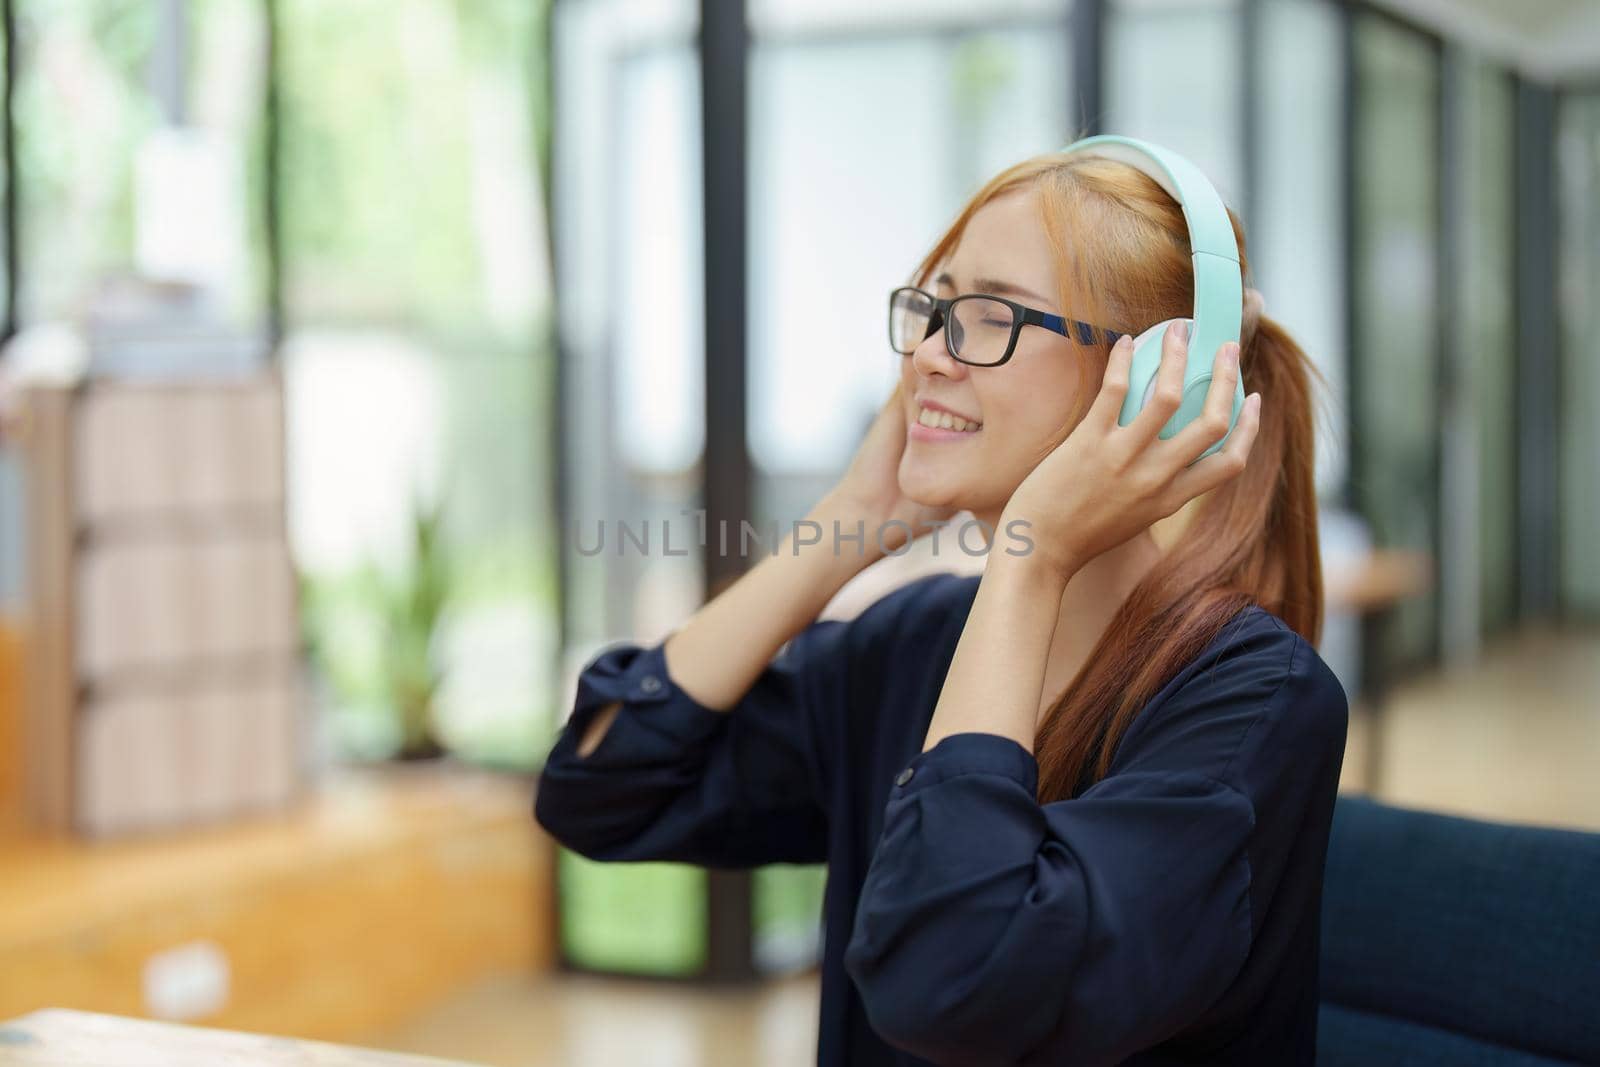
[1558,92,1600,617]
[549,0,709,979]
[278,0,556,767]
[614,50,704,476]
[1106,0,1244,206]
[1455,57,1516,642]
[558,852,708,977]
[1254,0,1346,500]
[750,0,1066,36]
[15,0,267,331]
[553,0,702,655]
[748,16,1071,528]
[1351,13,1441,670]
[14,2,159,324]
[183,0,271,329]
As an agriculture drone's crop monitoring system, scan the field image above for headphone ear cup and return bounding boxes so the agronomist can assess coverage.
[1117,318,1189,428]
[1115,316,1245,464]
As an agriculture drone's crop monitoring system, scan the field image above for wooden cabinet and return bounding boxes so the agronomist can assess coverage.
[19,374,305,837]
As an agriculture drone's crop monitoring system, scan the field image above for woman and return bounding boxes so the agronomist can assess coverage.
[535,146,1348,1066]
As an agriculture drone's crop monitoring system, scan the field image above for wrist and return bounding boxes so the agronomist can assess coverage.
[991,545,1074,593]
[996,508,1080,587]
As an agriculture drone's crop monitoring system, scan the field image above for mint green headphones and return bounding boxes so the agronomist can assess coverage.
[1058,135,1246,460]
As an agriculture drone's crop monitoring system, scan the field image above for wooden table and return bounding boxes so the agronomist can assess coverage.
[0,1008,479,1066]
[1324,549,1432,616]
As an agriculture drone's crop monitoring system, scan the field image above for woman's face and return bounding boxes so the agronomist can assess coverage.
[898,187,1089,521]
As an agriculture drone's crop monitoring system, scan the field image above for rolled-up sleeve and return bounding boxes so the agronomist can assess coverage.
[842,625,1333,1067]
[533,615,854,868]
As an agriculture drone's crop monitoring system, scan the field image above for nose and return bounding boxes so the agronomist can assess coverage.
[909,318,969,381]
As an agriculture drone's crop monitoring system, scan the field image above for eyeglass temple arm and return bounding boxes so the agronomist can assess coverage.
[1034,309,1123,347]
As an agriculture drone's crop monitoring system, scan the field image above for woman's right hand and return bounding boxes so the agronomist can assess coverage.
[821,380,959,557]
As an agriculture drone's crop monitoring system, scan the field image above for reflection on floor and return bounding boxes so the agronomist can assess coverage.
[370,622,1600,1067]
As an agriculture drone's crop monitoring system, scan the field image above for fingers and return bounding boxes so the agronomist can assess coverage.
[1166,391,1261,504]
[1086,333,1134,433]
[1127,320,1192,447]
[1167,341,1241,464]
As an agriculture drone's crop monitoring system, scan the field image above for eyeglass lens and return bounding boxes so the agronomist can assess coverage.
[889,290,1016,366]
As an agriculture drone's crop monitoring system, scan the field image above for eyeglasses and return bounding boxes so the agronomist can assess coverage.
[888,285,1125,367]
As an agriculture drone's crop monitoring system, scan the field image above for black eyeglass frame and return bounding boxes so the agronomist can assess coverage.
[888,285,1126,367]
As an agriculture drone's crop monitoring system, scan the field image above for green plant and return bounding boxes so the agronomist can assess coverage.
[379,488,453,759]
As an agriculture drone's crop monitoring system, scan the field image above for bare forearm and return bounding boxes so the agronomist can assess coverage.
[659,494,880,712]
[921,550,1072,754]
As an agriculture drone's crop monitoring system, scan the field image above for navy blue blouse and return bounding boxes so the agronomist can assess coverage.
[534,570,1349,1066]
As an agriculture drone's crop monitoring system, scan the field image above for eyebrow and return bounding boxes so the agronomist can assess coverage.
[933,271,1052,306]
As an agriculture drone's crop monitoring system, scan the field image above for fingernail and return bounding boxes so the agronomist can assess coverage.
[1171,321,1188,345]
[1227,343,1241,368]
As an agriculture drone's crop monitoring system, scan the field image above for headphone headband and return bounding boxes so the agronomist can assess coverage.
[1058,135,1241,343]
[1056,135,1245,458]
[1059,136,1240,264]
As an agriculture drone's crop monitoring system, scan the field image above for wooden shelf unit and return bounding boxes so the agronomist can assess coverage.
[20,372,305,838]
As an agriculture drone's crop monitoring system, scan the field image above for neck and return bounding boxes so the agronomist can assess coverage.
[974,505,1163,721]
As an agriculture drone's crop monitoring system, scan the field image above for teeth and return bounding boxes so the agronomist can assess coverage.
[918,406,980,431]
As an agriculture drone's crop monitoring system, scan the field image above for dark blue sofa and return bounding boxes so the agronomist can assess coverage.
[1318,795,1600,1065]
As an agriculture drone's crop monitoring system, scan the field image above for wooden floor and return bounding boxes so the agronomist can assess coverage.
[1337,620,1600,831]
[368,622,1600,1067]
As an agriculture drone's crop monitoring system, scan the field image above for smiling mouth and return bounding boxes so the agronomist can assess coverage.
[915,405,981,432]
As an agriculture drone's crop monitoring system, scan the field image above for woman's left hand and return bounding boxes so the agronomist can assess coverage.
[999,322,1262,584]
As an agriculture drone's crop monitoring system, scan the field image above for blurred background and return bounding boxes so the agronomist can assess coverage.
[0,0,1595,1064]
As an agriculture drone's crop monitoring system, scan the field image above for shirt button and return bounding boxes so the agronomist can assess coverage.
[640,675,662,694]
[895,767,914,786]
